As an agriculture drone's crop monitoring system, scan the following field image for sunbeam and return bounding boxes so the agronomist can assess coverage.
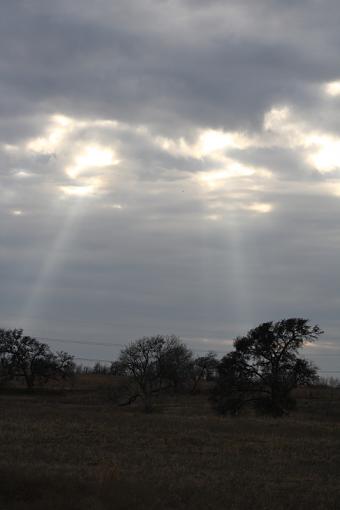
[224,211,254,329]
[18,197,87,331]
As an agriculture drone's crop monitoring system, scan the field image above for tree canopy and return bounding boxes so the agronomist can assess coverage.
[114,335,193,411]
[0,329,75,388]
[212,318,323,416]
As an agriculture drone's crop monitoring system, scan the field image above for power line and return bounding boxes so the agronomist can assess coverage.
[31,335,340,357]
[75,356,113,364]
[36,336,124,348]
[3,327,337,354]
[5,332,338,371]
[317,371,340,374]
[34,335,233,354]
[6,324,340,356]
[71,355,340,373]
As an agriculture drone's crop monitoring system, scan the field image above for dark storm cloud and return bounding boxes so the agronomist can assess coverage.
[1,0,339,133]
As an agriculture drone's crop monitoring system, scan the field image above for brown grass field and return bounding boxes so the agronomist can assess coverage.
[0,375,340,510]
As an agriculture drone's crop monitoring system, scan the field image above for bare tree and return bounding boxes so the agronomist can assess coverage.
[191,352,218,393]
[0,329,75,389]
[114,335,193,411]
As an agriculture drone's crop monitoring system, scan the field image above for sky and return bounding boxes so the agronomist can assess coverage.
[1,0,340,372]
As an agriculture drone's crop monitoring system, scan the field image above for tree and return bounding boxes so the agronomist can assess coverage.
[53,351,76,383]
[190,352,218,393]
[110,360,126,376]
[212,318,322,416]
[157,335,193,391]
[114,335,193,411]
[0,329,75,388]
[93,362,110,375]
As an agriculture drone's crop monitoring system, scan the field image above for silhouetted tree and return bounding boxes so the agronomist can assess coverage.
[0,329,75,388]
[110,360,126,376]
[53,351,76,382]
[114,335,193,411]
[158,335,193,391]
[93,362,110,375]
[212,319,322,416]
[191,352,218,393]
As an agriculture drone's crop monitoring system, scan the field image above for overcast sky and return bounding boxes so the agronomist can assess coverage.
[1,0,340,372]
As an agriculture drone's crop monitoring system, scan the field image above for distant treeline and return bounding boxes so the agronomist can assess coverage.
[1,318,336,417]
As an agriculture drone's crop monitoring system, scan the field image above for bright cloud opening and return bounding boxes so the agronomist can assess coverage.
[197,129,252,156]
[264,105,340,174]
[198,161,267,191]
[246,202,273,214]
[155,128,256,160]
[74,145,116,171]
[20,114,123,198]
[14,170,32,178]
[264,106,291,131]
[305,134,340,173]
[66,145,118,180]
[60,185,97,197]
[26,114,75,154]
[324,81,340,97]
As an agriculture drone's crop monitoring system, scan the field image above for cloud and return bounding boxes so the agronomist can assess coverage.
[1,1,340,369]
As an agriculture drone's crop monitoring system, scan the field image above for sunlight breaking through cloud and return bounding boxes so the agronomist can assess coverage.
[17,114,123,198]
[305,134,340,173]
[66,145,119,180]
[154,128,256,159]
[13,170,32,178]
[324,80,340,97]
[245,202,273,214]
[26,115,75,154]
[197,129,254,156]
[59,178,104,197]
[197,165,255,190]
[264,105,340,174]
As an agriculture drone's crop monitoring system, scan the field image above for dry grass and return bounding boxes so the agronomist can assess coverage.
[0,376,339,509]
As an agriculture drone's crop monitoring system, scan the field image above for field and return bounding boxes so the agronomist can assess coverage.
[0,375,340,510]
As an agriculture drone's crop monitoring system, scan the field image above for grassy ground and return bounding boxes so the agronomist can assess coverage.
[0,376,339,509]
